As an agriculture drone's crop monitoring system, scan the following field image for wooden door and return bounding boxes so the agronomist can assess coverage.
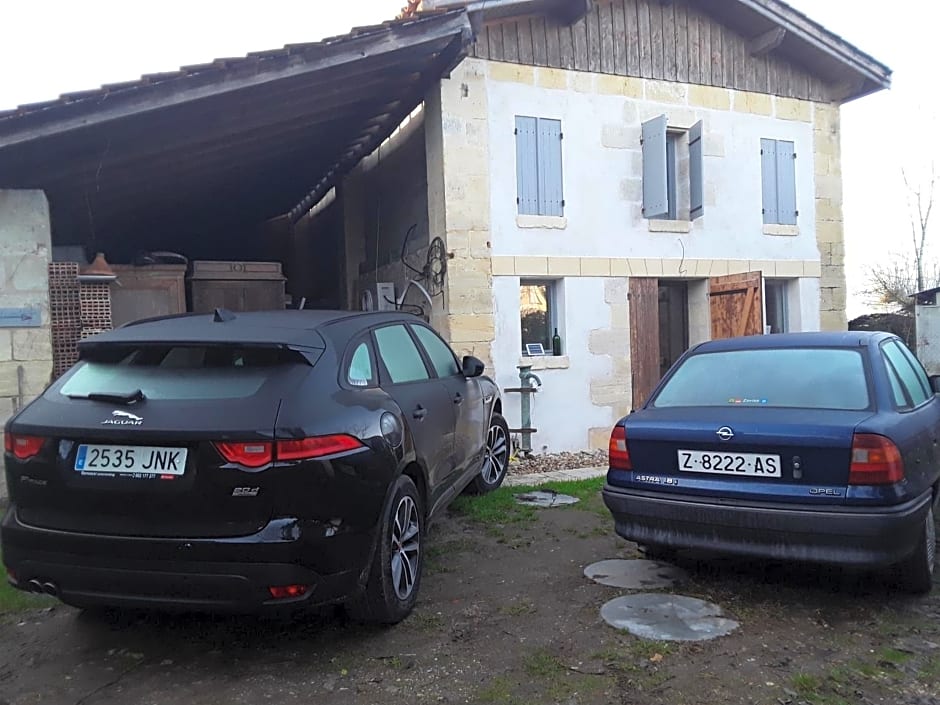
[709,272,764,339]
[630,278,660,410]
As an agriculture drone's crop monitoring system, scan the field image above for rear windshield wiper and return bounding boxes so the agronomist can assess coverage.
[68,389,146,405]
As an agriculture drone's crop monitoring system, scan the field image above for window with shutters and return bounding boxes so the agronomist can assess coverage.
[515,116,564,217]
[761,139,798,225]
[641,116,704,224]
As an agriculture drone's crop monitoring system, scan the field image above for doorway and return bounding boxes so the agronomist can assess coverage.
[658,281,689,378]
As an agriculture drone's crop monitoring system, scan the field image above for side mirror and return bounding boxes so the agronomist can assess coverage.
[931,375,940,394]
[462,355,485,378]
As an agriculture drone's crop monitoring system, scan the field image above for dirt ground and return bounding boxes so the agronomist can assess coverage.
[2,480,940,705]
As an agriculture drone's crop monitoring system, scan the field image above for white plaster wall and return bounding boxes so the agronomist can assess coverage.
[486,77,819,263]
[792,278,821,332]
[493,275,611,452]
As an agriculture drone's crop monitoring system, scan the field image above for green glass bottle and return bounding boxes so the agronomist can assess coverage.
[552,327,562,356]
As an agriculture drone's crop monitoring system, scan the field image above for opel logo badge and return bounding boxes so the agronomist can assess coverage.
[716,426,734,441]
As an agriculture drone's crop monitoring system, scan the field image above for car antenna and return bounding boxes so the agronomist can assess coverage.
[213,308,237,323]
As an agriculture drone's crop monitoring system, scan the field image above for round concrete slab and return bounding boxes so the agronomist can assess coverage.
[584,559,687,590]
[513,490,579,508]
[600,593,740,642]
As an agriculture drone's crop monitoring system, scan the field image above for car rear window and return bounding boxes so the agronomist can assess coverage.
[56,345,307,401]
[652,347,870,411]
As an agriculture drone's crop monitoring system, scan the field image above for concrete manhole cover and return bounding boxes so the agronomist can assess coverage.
[514,490,579,507]
[584,559,687,589]
[600,593,740,642]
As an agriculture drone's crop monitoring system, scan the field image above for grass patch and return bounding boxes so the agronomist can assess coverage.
[523,649,566,678]
[451,477,606,525]
[876,647,913,666]
[499,599,537,616]
[410,610,446,632]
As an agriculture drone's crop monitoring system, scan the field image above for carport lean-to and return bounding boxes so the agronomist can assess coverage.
[0,11,471,256]
[0,10,474,492]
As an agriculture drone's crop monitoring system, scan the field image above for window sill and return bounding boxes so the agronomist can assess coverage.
[648,219,692,234]
[518,355,570,370]
[763,224,800,236]
[517,215,568,230]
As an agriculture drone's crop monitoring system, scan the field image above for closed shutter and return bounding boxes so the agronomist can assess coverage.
[775,140,797,225]
[515,116,539,215]
[641,115,669,219]
[689,120,704,220]
[537,118,564,216]
[760,138,778,224]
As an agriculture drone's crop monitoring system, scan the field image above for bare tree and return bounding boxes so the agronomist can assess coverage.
[866,166,938,312]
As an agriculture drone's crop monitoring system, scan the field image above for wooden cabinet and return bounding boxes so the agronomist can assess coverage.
[188,261,287,314]
[110,265,187,328]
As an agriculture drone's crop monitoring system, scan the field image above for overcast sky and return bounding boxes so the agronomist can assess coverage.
[0,1,931,318]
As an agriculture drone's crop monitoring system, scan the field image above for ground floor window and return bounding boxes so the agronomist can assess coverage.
[520,279,558,355]
[765,279,790,334]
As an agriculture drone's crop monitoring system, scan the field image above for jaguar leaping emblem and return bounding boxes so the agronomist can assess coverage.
[102,410,144,426]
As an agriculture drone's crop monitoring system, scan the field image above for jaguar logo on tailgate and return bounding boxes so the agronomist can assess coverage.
[102,410,144,426]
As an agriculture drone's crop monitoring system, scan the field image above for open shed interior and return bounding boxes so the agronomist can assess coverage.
[0,11,471,336]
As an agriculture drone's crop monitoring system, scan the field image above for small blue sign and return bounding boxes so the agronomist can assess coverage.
[0,307,41,328]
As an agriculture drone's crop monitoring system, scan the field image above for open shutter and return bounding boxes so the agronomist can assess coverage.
[537,118,564,216]
[709,271,765,339]
[629,277,661,409]
[760,138,778,224]
[775,140,797,225]
[641,115,669,219]
[689,120,704,220]
[515,116,539,215]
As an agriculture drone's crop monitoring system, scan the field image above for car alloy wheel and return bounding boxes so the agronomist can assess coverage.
[390,495,421,600]
[483,421,509,485]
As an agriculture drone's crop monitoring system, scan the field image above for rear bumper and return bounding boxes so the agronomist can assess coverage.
[602,484,933,569]
[1,505,374,612]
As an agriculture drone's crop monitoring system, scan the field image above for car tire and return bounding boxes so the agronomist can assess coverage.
[896,504,936,594]
[347,474,424,625]
[467,412,510,495]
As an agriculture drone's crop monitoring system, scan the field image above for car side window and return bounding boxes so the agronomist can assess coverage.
[883,354,910,408]
[411,325,460,378]
[374,325,431,384]
[347,342,375,387]
[896,341,934,399]
[883,341,930,407]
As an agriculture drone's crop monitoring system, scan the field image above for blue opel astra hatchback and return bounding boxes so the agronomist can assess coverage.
[603,332,940,592]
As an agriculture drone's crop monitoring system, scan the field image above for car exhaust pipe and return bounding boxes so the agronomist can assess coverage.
[41,582,59,597]
[27,579,43,594]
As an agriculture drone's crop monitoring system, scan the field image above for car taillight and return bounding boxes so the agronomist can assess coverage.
[268,584,309,599]
[609,426,632,470]
[214,442,274,468]
[215,435,364,467]
[849,433,904,485]
[4,434,46,460]
[276,435,364,461]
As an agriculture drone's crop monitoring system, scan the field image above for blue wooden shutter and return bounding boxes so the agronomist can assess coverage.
[642,115,669,219]
[515,116,539,215]
[689,120,704,220]
[775,140,797,225]
[537,118,564,216]
[760,138,778,224]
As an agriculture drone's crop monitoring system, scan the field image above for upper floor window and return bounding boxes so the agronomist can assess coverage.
[515,116,564,217]
[761,139,798,225]
[642,115,703,222]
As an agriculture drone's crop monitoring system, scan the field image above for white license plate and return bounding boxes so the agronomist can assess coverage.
[74,445,188,476]
[677,450,780,478]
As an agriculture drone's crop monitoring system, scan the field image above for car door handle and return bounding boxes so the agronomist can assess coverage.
[453,393,463,405]
[413,405,428,420]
